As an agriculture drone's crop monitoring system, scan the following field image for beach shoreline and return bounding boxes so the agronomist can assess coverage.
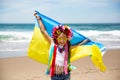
[0,49,120,80]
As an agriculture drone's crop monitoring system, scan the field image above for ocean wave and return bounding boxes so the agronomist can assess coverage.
[77,30,120,37]
[0,48,26,52]
[0,30,120,42]
[78,30,120,41]
[0,31,33,42]
[0,35,28,41]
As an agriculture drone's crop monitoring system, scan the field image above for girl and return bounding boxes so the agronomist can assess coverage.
[34,12,89,80]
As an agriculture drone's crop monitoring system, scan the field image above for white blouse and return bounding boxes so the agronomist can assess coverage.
[55,47,65,66]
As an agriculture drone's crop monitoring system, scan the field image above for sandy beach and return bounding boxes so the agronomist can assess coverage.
[0,49,120,80]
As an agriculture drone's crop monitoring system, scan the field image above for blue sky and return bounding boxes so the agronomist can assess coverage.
[0,0,120,23]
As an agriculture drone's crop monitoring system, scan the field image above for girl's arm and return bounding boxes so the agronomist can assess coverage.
[70,39,90,49]
[34,12,52,44]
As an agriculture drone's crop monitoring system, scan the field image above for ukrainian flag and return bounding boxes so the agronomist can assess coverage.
[28,11,107,72]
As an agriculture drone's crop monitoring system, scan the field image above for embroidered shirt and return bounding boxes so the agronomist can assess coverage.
[55,48,65,66]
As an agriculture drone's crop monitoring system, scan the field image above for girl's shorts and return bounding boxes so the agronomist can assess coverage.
[51,72,70,80]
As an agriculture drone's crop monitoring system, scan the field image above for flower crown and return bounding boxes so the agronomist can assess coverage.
[52,24,73,44]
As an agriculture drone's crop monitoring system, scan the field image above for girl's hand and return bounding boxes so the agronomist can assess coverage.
[34,12,37,17]
[34,12,41,20]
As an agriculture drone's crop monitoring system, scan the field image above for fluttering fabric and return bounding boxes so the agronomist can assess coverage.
[28,11,107,76]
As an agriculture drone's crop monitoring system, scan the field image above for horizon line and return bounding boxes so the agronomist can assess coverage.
[0,22,120,24]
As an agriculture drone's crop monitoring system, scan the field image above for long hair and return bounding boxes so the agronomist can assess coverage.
[52,25,72,71]
[68,41,71,68]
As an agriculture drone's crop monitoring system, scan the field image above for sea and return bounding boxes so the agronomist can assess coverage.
[0,23,120,58]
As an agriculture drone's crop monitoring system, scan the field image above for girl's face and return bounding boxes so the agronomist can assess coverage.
[57,33,68,46]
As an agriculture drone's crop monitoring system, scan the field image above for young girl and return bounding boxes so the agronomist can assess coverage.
[34,13,89,80]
